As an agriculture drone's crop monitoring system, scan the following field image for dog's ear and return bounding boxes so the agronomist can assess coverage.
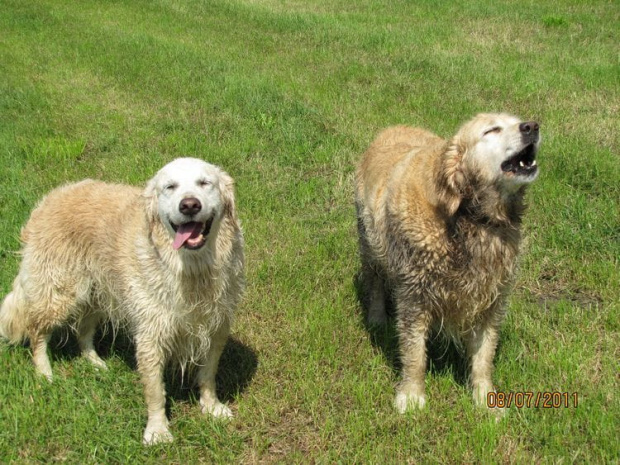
[218,170,237,221]
[437,137,467,216]
[143,177,160,225]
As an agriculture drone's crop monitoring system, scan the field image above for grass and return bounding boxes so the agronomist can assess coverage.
[0,0,618,462]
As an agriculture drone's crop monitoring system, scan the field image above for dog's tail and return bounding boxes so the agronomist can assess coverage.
[0,277,28,344]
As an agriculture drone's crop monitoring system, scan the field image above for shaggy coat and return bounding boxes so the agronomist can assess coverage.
[355,114,540,412]
[0,158,245,444]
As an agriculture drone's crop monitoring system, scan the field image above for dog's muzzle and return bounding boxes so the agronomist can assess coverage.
[170,216,214,250]
[501,121,540,178]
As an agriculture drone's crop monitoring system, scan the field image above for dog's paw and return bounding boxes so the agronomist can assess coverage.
[202,401,233,419]
[34,357,54,382]
[472,385,507,420]
[483,402,507,422]
[84,352,108,370]
[143,425,174,445]
[394,391,426,413]
[490,406,507,422]
[37,367,53,383]
[473,384,496,407]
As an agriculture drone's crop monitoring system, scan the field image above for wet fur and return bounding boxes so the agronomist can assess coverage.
[355,115,537,412]
[0,158,245,444]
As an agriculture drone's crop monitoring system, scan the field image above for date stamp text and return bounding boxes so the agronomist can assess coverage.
[487,391,578,409]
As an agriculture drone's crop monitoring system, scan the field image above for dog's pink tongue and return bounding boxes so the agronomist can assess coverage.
[172,222,202,250]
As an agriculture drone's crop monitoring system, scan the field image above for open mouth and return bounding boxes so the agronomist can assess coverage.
[170,216,214,250]
[501,144,538,177]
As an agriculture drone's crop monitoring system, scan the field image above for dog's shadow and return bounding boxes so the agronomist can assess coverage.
[353,271,469,386]
[49,327,258,406]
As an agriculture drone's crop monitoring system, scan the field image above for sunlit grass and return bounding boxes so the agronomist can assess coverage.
[0,0,618,462]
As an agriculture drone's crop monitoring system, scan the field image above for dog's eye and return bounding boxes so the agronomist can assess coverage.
[197,179,212,188]
[164,183,178,191]
[483,126,502,136]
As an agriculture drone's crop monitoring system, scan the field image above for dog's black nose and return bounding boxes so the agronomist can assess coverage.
[179,197,202,216]
[519,121,539,135]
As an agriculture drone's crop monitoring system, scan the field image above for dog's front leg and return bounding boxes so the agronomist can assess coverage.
[394,293,432,413]
[197,320,233,419]
[136,336,173,445]
[465,303,506,414]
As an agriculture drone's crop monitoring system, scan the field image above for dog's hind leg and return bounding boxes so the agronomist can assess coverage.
[29,330,53,381]
[357,222,387,325]
[28,292,79,382]
[356,208,387,326]
[197,321,233,419]
[366,268,387,326]
[77,311,107,370]
[2,274,73,381]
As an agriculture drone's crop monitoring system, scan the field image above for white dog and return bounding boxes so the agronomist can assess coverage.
[0,158,245,444]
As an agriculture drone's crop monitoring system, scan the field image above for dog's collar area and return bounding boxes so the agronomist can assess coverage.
[501,144,538,177]
[170,216,214,250]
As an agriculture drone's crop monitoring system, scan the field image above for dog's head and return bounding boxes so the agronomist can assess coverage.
[438,113,541,216]
[144,158,236,252]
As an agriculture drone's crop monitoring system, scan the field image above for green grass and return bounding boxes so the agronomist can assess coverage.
[0,0,618,462]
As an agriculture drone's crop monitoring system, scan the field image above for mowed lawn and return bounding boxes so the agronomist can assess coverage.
[0,0,618,462]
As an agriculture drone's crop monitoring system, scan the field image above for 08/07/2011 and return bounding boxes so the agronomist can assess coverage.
[487,391,579,409]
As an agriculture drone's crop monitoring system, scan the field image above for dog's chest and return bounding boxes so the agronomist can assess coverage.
[443,222,519,313]
[398,218,520,320]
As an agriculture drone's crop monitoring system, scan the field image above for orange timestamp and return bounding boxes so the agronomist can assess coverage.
[487,391,579,409]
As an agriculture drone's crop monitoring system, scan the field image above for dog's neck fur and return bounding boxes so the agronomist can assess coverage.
[456,182,528,228]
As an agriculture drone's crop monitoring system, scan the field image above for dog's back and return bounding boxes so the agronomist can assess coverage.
[0,181,142,343]
[23,180,142,262]
[355,126,448,280]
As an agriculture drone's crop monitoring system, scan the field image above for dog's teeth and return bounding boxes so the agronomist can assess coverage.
[519,161,525,167]
[532,160,537,166]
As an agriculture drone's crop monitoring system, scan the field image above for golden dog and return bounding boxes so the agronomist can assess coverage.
[355,114,540,412]
[0,158,245,444]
